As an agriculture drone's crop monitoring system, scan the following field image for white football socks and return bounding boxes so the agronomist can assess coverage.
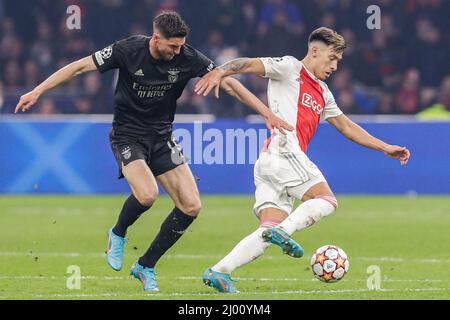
[211,197,337,275]
[212,227,270,274]
[277,197,337,235]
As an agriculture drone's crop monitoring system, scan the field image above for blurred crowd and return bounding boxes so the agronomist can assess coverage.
[1,0,450,117]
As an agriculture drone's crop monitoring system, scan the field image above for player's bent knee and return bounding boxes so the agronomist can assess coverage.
[135,190,159,207]
[179,200,202,217]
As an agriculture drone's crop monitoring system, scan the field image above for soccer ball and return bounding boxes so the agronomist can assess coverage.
[310,245,349,283]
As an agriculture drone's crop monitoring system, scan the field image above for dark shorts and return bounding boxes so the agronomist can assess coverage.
[109,129,186,179]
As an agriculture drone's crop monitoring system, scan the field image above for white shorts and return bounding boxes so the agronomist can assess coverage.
[253,151,327,217]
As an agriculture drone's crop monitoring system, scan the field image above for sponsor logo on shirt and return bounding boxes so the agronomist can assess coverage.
[301,93,323,114]
[132,82,173,98]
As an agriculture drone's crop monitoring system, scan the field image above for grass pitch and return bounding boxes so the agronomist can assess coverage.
[0,195,449,300]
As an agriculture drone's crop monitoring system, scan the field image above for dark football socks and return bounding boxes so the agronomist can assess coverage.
[138,207,195,268]
[112,194,150,237]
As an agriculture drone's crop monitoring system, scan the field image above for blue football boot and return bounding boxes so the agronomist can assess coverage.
[130,262,159,292]
[105,228,127,271]
[203,268,238,293]
[262,227,304,257]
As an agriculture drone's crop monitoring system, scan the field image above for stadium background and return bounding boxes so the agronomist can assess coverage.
[0,0,449,300]
[1,0,450,116]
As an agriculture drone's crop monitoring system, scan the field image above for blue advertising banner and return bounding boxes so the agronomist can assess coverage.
[0,117,448,195]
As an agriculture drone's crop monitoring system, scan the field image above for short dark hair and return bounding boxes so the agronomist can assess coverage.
[153,11,190,39]
[309,27,346,53]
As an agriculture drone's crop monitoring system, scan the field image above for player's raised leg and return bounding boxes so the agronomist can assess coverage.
[261,181,337,257]
[107,159,158,271]
[276,181,338,235]
[131,163,200,291]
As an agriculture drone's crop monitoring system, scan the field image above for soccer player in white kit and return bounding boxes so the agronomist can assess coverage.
[195,27,411,293]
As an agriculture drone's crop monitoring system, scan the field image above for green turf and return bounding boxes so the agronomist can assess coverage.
[0,195,449,300]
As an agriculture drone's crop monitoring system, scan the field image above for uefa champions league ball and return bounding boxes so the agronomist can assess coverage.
[310,245,349,283]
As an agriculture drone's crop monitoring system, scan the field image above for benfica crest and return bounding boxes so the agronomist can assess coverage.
[121,146,132,160]
[168,68,181,83]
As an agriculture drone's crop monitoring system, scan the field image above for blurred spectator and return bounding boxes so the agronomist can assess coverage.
[36,98,59,115]
[0,18,22,61]
[73,97,93,114]
[337,29,360,79]
[241,1,258,42]
[320,12,336,29]
[253,10,300,56]
[438,76,450,110]
[130,0,156,34]
[419,87,437,110]
[202,30,226,61]
[331,67,352,92]
[258,0,303,35]
[380,12,399,39]
[211,0,244,45]
[156,0,179,14]
[129,23,148,37]
[355,30,399,88]
[86,0,131,45]
[23,60,41,89]
[413,18,446,86]
[3,60,21,92]
[58,22,94,61]
[214,47,241,69]
[0,1,4,21]
[353,86,379,114]
[395,69,420,114]
[0,81,4,111]
[374,92,395,114]
[83,72,110,114]
[337,89,359,114]
[177,86,208,114]
[30,20,54,72]
[0,0,450,117]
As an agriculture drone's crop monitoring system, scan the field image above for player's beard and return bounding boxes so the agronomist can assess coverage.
[156,46,175,61]
[162,54,175,61]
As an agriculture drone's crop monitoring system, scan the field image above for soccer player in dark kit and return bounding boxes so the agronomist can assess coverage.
[14,12,293,291]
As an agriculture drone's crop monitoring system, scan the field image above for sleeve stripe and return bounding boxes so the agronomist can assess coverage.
[94,51,104,66]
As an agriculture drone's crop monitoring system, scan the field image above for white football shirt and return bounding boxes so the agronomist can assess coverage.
[259,56,343,154]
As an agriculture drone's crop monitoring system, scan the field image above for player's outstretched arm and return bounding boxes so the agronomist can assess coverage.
[220,77,293,135]
[15,56,98,113]
[327,114,410,165]
[194,58,265,98]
